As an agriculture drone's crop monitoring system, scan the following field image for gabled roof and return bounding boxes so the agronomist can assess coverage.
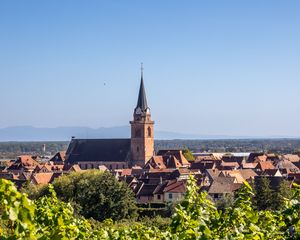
[7,155,39,171]
[275,159,299,172]
[254,155,268,163]
[156,150,190,166]
[206,169,221,180]
[283,154,300,162]
[256,161,275,171]
[50,151,66,162]
[144,155,183,169]
[219,172,244,183]
[248,153,265,163]
[153,181,168,195]
[30,172,61,185]
[222,169,257,181]
[164,180,186,193]
[136,183,157,197]
[65,138,131,163]
[208,177,241,194]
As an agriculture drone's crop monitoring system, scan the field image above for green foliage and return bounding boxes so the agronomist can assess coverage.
[3,175,300,239]
[21,181,48,200]
[254,176,274,210]
[34,185,92,239]
[0,178,36,239]
[254,177,292,211]
[182,147,195,161]
[214,193,234,210]
[170,175,218,239]
[51,170,137,221]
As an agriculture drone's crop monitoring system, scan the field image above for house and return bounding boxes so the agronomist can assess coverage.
[135,182,157,203]
[248,153,266,163]
[153,181,168,203]
[156,150,190,167]
[255,161,275,172]
[6,155,40,174]
[219,169,257,184]
[144,155,183,169]
[163,180,186,203]
[30,172,63,185]
[207,177,242,200]
[50,151,66,164]
[275,159,299,174]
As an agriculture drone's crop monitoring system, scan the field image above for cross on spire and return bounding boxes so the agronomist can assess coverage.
[135,63,149,113]
[141,62,144,77]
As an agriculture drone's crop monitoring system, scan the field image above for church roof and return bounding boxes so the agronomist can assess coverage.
[65,138,131,163]
[136,75,148,112]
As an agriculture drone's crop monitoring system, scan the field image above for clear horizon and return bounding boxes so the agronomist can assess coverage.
[0,1,300,137]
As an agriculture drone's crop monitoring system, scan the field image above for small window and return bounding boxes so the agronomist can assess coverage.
[157,194,161,200]
[137,146,139,153]
[147,127,151,137]
[169,193,173,199]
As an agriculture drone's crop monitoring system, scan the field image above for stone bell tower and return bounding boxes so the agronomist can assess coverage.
[130,65,154,167]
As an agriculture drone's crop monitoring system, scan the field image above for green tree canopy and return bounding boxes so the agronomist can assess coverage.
[51,170,137,221]
[182,147,195,161]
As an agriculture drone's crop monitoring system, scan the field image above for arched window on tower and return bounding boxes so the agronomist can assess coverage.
[137,146,140,153]
[135,129,142,138]
[147,127,151,137]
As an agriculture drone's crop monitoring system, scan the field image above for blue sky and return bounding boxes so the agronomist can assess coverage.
[0,1,300,137]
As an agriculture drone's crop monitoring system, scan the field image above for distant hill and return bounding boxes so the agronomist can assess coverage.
[0,126,296,141]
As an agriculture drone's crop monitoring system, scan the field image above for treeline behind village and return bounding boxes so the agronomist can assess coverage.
[1,139,300,159]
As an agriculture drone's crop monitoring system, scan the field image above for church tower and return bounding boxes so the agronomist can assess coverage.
[130,65,154,167]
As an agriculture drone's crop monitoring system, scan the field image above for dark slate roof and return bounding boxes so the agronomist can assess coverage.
[65,139,131,163]
[136,183,157,197]
[135,76,148,112]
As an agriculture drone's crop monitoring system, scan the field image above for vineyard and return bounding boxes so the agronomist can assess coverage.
[1,176,300,239]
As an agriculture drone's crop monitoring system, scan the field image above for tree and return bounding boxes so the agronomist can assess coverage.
[51,170,137,221]
[253,176,274,210]
[182,147,195,161]
[273,179,292,210]
[254,177,292,211]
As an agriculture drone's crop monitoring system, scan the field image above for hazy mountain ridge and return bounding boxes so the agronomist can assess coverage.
[0,126,297,141]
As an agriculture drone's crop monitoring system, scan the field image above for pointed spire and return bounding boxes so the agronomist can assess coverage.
[136,63,148,112]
